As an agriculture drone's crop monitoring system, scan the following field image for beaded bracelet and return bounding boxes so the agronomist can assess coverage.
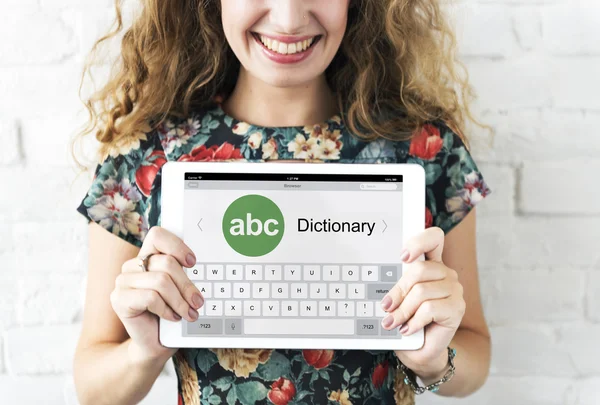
[397,347,457,394]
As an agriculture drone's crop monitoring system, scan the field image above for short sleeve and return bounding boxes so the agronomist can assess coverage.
[408,120,492,234]
[75,129,167,248]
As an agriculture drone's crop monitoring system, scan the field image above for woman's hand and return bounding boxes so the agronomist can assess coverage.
[109,226,204,364]
[380,227,466,380]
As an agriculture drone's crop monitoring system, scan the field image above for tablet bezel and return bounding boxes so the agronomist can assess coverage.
[160,161,425,350]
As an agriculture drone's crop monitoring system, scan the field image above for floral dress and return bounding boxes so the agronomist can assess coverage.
[76,100,491,405]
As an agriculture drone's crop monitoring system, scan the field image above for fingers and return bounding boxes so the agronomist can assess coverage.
[381,278,456,331]
[401,226,445,263]
[115,271,200,322]
[110,288,182,322]
[123,253,204,312]
[381,260,449,313]
[138,226,197,268]
[397,296,464,336]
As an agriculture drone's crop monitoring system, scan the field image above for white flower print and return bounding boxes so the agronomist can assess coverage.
[320,138,341,160]
[248,132,263,149]
[232,122,250,135]
[262,138,278,160]
[287,134,321,159]
[87,177,146,238]
[160,118,200,154]
[446,171,486,222]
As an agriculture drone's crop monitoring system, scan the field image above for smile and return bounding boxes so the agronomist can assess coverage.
[252,33,321,55]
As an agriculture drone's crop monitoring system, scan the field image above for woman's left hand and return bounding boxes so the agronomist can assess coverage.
[380,227,466,380]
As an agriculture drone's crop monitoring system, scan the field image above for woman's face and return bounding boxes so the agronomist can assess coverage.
[220,0,350,88]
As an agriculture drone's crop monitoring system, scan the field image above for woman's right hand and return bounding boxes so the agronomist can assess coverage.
[109,226,204,364]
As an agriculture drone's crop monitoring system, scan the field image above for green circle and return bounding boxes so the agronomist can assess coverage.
[222,194,285,257]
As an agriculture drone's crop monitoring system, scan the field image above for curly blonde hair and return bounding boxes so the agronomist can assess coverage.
[71,0,489,168]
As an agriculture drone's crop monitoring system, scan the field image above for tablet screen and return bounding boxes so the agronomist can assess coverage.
[183,172,403,263]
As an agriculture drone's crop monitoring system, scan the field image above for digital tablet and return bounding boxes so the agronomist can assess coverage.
[160,161,425,350]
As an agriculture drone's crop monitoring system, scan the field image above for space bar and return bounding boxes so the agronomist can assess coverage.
[244,319,354,335]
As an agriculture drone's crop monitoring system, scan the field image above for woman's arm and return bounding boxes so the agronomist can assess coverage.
[412,207,492,397]
[73,222,171,405]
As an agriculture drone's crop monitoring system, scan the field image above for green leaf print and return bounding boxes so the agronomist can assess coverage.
[447,161,465,189]
[226,387,237,405]
[208,395,221,404]
[443,131,454,151]
[254,351,291,380]
[425,163,442,185]
[235,381,268,405]
[213,376,233,392]
[196,351,218,375]
[343,369,350,384]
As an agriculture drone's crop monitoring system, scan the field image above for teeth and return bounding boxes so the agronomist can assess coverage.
[258,34,316,55]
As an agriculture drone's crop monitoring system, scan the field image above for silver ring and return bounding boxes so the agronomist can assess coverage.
[138,253,155,272]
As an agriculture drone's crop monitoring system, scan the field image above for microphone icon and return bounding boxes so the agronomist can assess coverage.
[231,323,236,330]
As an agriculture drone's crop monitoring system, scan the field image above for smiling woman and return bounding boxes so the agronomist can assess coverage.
[72,0,492,404]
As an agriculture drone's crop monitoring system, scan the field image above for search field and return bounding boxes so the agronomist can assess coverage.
[360,183,398,191]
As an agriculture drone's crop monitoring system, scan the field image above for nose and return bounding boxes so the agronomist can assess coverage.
[268,0,310,34]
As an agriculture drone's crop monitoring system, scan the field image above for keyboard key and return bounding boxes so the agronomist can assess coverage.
[233,282,250,298]
[300,301,317,316]
[262,301,280,316]
[206,265,224,280]
[323,265,340,281]
[375,303,387,318]
[357,301,374,317]
[225,318,242,335]
[348,284,365,299]
[342,265,359,281]
[224,300,242,316]
[244,301,261,316]
[282,301,299,316]
[338,301,355,317]
[319,301,336,316]
[246,265,263,280]
[206,300,223,316]
[361,265,378,281]
[195,282,212,299]
[329,283,346,299]
[226,265,243,280]
[310,283,327,299]
[304,265,320,281]
[214,282,231,299]
[284,265,301,281]
[272,283,289,299]
[253,283,269,299]
[187,265,204,280]
[381,326,402,337]
[265,265,282,280]
[291,283,307,299]
[187,318,223,335]
[243,319,354,335]
[356,319,379,335]
[380,266,399,282]
[367,283,395,300]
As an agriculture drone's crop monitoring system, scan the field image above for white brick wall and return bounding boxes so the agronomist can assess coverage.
[0,0,598,404]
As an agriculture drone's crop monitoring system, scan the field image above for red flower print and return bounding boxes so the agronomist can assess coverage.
[177,143,243,162]
[267,377,296,405]
[409,124,444,161]
[135,150,167,197]
[425,207,433,228]
[302,349,334,369]
[372,360,389,389]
